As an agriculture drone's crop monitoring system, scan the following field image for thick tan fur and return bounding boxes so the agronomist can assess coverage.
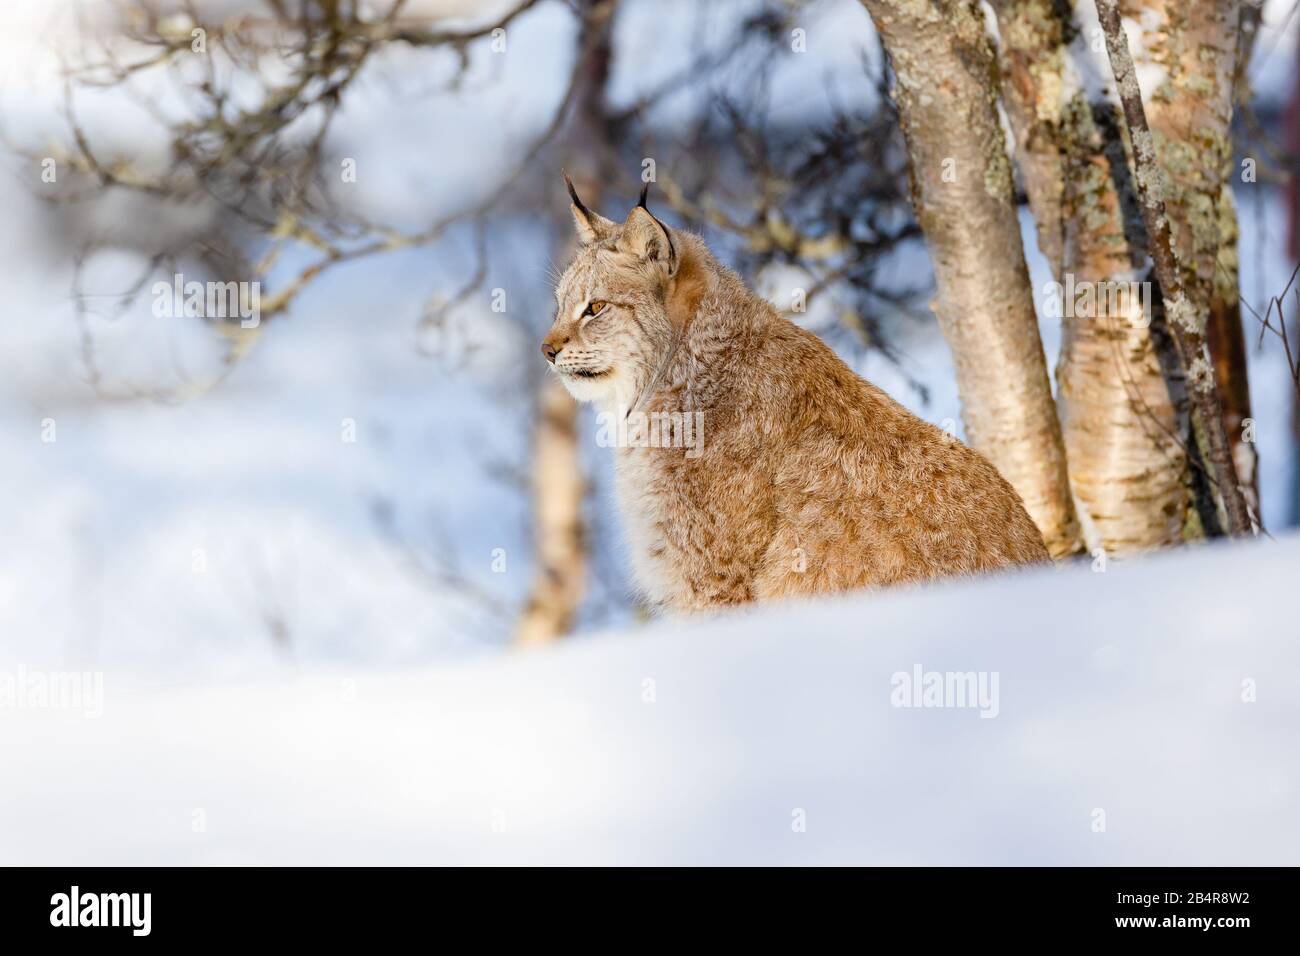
[543,187,1049,613]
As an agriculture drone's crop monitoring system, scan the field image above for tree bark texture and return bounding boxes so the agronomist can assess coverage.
[862,0,1083,558]
[1137,0,1258,525]
[1207,184,1260,523]
[1094,0,1253,537]
[994,0,1192,553]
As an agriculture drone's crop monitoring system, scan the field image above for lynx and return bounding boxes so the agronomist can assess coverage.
[542,176,1049,613]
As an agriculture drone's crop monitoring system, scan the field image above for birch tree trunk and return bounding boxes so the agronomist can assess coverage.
[993,0,1189,553]
[514,0,616,646]
[861,0,1083,558]
[515,375,588,646]
[1094,0,1253,537]
[1215,5,1260,522]
[993,0,1068,279]
[1208,185,1259,522]
[1132,0,1256,528]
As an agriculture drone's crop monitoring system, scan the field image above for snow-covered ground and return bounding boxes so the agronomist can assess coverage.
[2,533,1296,865]
[0,0,1297,865]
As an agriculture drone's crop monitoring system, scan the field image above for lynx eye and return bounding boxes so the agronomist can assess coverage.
[584,300,609,317]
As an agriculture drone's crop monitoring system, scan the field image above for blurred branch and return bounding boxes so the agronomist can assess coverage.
[641,53,928,389]
[1246,262,1300,398]
[35,0,586,397]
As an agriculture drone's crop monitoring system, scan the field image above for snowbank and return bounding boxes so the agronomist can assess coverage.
[2,533,1296,865]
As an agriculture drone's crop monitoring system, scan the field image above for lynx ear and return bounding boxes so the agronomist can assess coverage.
[564,170,615,245]
[618,204,677,275]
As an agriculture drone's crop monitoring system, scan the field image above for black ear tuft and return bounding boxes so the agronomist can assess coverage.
[637,181,650,209]
[564,169,616,245]
[564,168,591,218]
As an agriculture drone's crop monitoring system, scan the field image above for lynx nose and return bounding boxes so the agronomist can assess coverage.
[541,330,569,364]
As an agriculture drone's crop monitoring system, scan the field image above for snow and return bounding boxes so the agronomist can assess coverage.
[0,0,1297,864]
[2,532,1296,865]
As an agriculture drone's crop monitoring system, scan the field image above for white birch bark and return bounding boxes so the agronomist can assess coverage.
[861,0,1083,557]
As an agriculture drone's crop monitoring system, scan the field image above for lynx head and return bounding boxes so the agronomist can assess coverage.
[543,174,683,408]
